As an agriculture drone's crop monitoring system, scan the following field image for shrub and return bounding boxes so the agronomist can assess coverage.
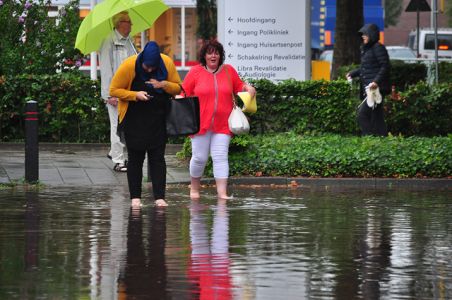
[178,133,452,178]
[390,60,427,91]
[338,60,429,92]
[0,71,108,142]
[386,81,452,136]
[248,79,360,135]
[439,61,452,83]
[247,78,451,137]
[1,76,450,142]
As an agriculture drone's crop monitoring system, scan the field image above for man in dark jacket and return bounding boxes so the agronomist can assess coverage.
[347,23,389,136]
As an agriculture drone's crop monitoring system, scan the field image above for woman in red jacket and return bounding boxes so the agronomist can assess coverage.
[182,40,256,199]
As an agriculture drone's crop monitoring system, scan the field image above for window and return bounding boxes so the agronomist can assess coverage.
[424,34,452,51]
[408,34,415,49]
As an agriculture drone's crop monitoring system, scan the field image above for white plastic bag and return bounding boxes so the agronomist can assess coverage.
[365,84,382,108]
[228,105,250,135]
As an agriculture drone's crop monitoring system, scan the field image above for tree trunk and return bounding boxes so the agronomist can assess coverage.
[331,0,364,79]
[196,0,217,41]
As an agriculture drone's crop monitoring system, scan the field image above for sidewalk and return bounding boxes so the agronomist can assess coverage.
[0,143,190,186]
[0,143,450,189]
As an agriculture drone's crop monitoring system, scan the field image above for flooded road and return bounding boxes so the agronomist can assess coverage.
[0,186,451,299]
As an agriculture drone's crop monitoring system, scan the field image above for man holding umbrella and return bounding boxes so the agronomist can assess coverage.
[99,11,137,172]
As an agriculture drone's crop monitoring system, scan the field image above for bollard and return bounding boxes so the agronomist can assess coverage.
[25,100,39,183]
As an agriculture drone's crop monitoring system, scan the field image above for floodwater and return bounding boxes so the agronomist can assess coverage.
[0,185,451,300]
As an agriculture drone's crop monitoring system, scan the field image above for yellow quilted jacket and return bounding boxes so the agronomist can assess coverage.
[109,53,182,123]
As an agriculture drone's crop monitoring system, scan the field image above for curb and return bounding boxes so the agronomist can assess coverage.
[1,144,450,190]
[195,177,452,190]
[0,143,183,154]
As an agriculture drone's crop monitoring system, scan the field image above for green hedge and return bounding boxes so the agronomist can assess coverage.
[247,79,360,135]
[0,71,108,142]
[248,79,451,137]
[178,133,452,178]
[1,72,450,142]
[438,61,452,83]
[390,60,427,90]
[338,60,452,89]
[338,60,429,92]
[386,81,452,136]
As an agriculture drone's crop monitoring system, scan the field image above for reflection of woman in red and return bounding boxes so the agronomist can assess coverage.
[188,199,232,299]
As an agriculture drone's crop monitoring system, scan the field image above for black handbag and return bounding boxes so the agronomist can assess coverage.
[166,86,200,136]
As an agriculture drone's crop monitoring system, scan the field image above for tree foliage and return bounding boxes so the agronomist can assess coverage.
[0,0,85,76]
[196,0,217,41]
[384,0,402,27]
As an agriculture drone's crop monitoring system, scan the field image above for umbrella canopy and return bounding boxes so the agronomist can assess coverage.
[75,0,169,54]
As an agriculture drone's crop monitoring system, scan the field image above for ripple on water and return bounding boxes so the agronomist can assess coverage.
[0,187,450,299]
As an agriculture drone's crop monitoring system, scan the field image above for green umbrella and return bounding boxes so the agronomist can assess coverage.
[75,0,169,55]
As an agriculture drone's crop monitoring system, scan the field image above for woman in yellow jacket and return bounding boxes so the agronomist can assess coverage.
[110,41,181,208]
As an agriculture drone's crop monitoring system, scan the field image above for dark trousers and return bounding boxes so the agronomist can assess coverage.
[357,100,388,137]
[127,145,166,200]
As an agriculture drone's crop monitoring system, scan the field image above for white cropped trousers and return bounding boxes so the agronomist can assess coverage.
[190,131,231,179]
[106,103,126,165]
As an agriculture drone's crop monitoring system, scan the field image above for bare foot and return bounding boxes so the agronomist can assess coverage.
[155,199,168,207]
[190,190,200,200]
[217,194,233,200]
[131,198,142,209]
[189,177,201,200]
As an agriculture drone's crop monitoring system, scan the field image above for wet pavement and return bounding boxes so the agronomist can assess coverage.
[0,143,190,186]
[0,143,450,190]
[0,186,451,299]
[0,143,451,299]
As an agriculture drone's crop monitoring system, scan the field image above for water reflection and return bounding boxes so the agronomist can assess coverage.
[188,199,232,299]
[24,192,39,271]
[0,187,451,299]
[99,189,129,299]
[118,207,167,299]
[357,206,391,299]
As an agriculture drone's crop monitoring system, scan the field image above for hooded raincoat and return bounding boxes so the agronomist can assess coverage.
[349,24,390,136]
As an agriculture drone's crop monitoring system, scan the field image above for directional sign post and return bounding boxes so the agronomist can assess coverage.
[405,0,431,57]
[218,0,311,81]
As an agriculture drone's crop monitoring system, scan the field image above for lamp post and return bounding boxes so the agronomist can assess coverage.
[433,0,439,84]
[90,0,98,80]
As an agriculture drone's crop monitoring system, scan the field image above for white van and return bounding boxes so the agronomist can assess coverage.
[408,28,452,59]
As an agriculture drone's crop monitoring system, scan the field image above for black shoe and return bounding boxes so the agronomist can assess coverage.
[113,163,127,172]
[107,154,112,160]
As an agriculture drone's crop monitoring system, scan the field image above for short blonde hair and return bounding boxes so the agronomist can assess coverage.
[112,11,129,28]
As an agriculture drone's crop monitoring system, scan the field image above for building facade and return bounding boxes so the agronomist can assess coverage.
[53,0,199,68]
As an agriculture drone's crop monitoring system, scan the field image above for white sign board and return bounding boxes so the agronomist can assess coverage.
[163,0,196,7]
[218,0,310,81]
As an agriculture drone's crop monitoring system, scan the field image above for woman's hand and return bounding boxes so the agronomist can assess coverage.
[369,82,379,89]
[243,84,256,98]
[146,79,167,89]
[136,91,151,101]
[106,97,118,107]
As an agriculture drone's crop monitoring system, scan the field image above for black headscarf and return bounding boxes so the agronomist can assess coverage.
[135,41,168,94]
